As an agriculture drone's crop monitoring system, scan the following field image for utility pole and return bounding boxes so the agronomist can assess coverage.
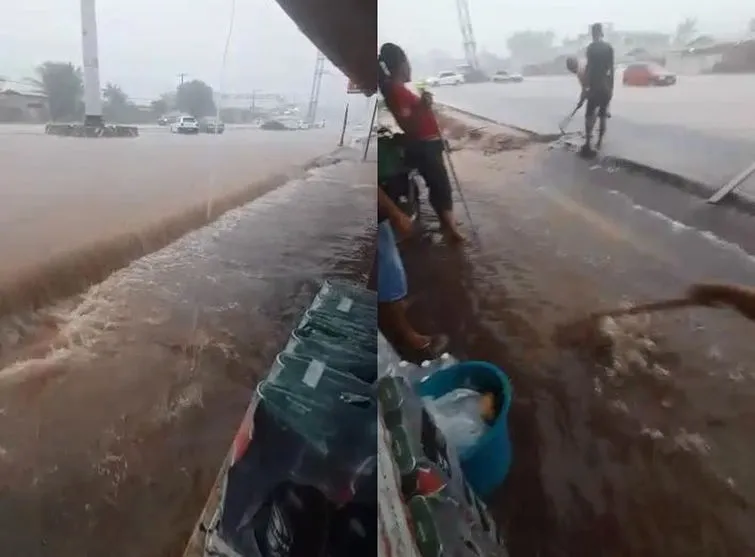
[80,0,103,127]
[45,0,137,137]
[177,73,188,87]
[456,0,479,70]
[305,51,326,125]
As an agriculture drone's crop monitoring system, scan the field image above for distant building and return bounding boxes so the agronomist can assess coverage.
[0,83,49,123]
[214,92,290,124]
[664,38,739,74]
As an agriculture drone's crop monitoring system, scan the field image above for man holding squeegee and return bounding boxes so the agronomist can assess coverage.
[579,23,615,157]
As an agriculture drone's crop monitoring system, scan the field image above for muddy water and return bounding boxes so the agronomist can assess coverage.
[402,144,755,556]
[0,156,375,557]
[0,130,335,316]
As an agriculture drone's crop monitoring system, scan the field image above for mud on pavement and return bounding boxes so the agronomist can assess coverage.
[401,118,755,557]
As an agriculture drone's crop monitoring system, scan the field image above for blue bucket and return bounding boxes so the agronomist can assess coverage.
[414,361,513,498]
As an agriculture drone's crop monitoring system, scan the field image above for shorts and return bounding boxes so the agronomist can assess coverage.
[585,89,612,119]
[377,220,408,303]
[408,139,453,213]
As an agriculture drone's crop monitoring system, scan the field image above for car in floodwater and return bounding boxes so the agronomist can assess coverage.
[425,70,465,87]
[199,117,225,134]
[491,70,523,83]
[622,62,677,87]
[170,115,200,134]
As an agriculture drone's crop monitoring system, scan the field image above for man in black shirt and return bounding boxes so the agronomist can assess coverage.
[581,23,614,157]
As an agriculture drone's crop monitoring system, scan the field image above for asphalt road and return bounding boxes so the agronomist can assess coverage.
[434,75,755,196]
[0,127,337,283]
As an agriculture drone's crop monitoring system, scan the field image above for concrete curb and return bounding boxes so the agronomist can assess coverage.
[436,102,562,142]
[604,154,755,216]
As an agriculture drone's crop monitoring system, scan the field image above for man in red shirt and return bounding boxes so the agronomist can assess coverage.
[378,43,464,243]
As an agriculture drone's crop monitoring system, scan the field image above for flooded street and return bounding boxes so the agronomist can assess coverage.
[0,153,375,556]
[402,141,755,556]
[435,75,755,193]
[0,129,336,315]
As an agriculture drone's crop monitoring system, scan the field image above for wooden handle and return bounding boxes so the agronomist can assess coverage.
[588,297,696,320]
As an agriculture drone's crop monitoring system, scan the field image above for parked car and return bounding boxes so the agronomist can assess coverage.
[158,111,182,126]
[425,70,465,87]
[170,115,200,134]
[199,117,225,134]
[491,70,523,83]
[622,62,677,87]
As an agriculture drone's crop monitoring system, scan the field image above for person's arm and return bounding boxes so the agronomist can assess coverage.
[607,45,615,94]
[687,283,755,321]
[378,186,413,238]
[583,44,593,88]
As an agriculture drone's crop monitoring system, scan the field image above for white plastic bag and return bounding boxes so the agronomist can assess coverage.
[422,388,488,454]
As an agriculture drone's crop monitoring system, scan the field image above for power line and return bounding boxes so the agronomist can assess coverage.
[177,73,188,87]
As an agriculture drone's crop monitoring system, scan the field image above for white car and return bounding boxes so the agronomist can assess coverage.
[491,70,523,83]
[426,71,465,87]
[170,115,200,134]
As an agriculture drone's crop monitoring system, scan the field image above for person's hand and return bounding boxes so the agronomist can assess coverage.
[392,212,414,241]
[687,282,755,322]
[686,283,732,306]
[420,89,434,108]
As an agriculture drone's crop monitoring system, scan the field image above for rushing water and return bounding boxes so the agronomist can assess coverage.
[401,143,755,557]
[0,156,375,557]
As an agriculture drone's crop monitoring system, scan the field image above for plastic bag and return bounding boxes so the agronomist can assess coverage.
[422,389,488,454]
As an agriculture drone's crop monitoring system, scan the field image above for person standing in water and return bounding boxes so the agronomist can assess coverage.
[581,23,615,157]
[378,42,465,243]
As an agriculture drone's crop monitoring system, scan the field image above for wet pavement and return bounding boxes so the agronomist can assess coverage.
[0,151,375,557]
[401,140,755,556]
[434,75,755,196]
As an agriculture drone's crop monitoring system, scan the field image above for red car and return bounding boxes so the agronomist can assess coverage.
[622,62,677,87]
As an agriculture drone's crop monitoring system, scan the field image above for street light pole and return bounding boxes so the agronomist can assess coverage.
[80,0,103,127]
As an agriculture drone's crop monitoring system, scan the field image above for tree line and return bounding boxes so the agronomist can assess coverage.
[28,61,217,123]
[510,17,755,59]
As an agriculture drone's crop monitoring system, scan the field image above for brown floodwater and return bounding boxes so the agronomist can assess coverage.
[0,152,375,557]
[401,141,755,557]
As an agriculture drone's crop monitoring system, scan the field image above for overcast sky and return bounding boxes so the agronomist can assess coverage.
[379,0,755,57]
[0,0,349,104]
[3,0,753,103]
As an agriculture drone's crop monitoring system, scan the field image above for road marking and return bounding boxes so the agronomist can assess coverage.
[537,185,674,267]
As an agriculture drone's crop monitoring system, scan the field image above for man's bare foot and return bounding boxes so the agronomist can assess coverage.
[579,144,596,159]
[443,227,466,244]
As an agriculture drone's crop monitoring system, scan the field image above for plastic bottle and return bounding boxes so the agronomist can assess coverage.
[416,353,459,383]
[390,360,423,381]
